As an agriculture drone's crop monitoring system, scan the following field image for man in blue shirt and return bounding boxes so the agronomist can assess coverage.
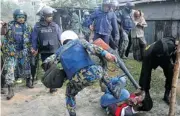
[87,0,119,48]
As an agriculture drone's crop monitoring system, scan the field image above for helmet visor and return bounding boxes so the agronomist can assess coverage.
[16,14,25,19]
[44,13,54,18]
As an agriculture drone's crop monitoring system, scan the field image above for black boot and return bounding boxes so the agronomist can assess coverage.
[69,112,76,116]
[1,72,6,94]
[7,84,14,100]
[26,78,34,88]
[163,89,170,105]
[138,91,153,111]
[1,88,6,94]
[1,82,6,94]
[49,88,57,93]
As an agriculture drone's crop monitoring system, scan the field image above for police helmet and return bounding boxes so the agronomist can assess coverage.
[102,0,111,5]
[13,9,27,21]
[111,0,119,7]
[39,6,57,18]
[126,2,135,9]
[84,11,90,16]
[60,30,78,45]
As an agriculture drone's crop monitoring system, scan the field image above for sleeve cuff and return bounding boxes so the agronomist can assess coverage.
[101,50,108,57]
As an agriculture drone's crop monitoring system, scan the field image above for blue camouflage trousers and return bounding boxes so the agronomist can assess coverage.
[4,55,31,85]
[3,57,16,85]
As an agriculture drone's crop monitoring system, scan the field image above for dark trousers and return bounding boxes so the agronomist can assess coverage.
[31,55,39,82]
[1,58,6,88]
[125,32,132,57]
[139,56,173,92]
[132,37,146,61]
[41,53,54,62]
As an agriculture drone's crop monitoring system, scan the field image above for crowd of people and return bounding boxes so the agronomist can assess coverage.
[0,0,178,116]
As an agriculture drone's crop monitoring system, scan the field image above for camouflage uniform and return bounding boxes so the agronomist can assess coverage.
[44,39,124,116]
[2,21,32,85]
[115,8,135,58]
[81,16,91,41]
[70,12,80,34]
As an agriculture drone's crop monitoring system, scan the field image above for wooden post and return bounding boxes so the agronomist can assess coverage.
[168,42,180,116]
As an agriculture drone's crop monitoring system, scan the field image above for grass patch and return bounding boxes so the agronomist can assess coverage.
[118,59,164,93]
[28,58,166,94]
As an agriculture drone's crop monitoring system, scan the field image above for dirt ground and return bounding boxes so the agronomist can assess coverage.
[1,79,180,116]
[1,57,180,116]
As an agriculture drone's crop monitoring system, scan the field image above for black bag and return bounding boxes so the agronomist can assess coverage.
[42,63,66,88]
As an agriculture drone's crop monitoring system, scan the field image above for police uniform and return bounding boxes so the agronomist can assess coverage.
[44,38,125,116]
[139,37,176,110]
[115,5,135,58]
[2,9,33,99]
[87,7,119,46]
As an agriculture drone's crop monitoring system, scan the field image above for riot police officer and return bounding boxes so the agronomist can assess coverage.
[43,30,124,116]
[139,37,178,111]
[86,0,119,47]
[115,2,135,58]
[2,9,33,100]
[32,6,62,93]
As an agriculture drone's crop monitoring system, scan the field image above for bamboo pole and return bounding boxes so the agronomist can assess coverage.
[168,42,180,116]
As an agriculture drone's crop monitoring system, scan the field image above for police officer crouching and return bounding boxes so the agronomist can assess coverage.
[138,37,178,111]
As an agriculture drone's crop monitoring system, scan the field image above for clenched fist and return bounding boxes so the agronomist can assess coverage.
[105,52,116,62]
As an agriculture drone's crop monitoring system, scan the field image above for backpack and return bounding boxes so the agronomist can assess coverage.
[41,62,66,88]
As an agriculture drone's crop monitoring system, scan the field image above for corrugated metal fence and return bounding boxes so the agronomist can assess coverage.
[144,20,180,44]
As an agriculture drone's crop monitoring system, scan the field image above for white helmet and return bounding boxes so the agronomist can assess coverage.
[84,11,90,16]
[60,30,78,45]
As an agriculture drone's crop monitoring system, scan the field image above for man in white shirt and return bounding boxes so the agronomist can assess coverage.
[131,10,147,61]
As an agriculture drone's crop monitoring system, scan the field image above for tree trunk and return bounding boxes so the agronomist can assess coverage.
[169,42,180,116]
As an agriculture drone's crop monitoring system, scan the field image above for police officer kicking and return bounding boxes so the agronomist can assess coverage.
[42,30,125,116]
[31,6,62,93]
[138,37,178,111]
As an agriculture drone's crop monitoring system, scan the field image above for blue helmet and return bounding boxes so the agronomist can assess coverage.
[102,0,111,5]
[13,9,27,21]
[126,2,135,9]
[110,0,118,7]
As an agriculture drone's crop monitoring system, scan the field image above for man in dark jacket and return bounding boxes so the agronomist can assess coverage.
[139,37,178,111]
[31,6,62,93]
[87,0,119,48]
[115,2,135,58]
